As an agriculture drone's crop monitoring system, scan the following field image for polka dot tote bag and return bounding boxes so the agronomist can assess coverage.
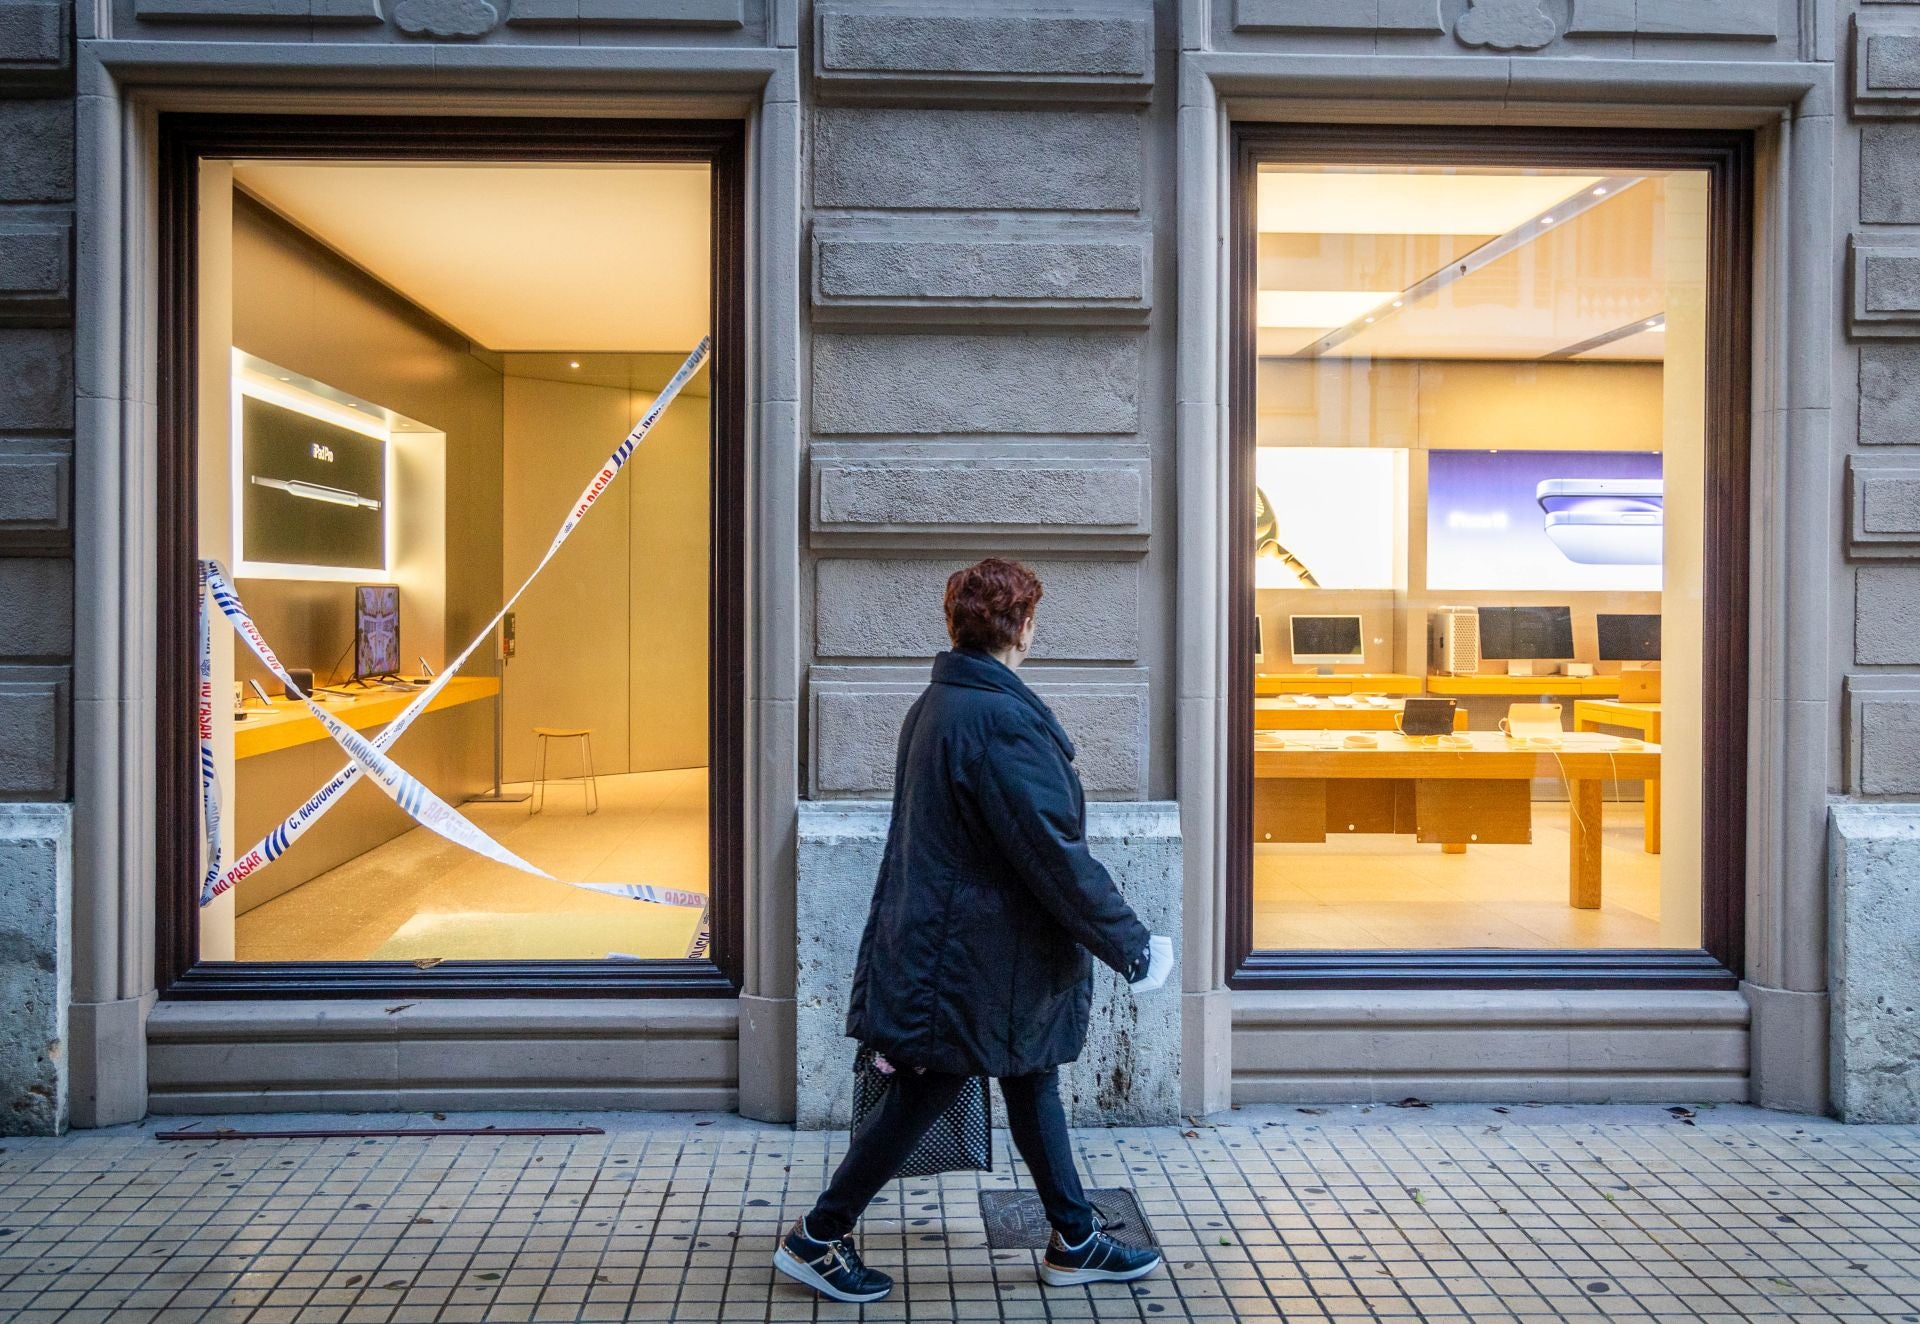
[852,1046,994,1177]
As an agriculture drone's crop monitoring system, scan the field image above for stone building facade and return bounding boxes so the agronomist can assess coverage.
[0,0,1916,1132]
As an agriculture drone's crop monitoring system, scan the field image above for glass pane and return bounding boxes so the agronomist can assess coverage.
[194,160,714,962]
[1250,162,1707,952]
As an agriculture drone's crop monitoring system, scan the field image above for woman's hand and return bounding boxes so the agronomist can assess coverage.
[1127,936,1173,993]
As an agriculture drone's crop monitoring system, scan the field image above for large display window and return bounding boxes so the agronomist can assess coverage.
[156,118,745,995]
[1228,127,1751,988]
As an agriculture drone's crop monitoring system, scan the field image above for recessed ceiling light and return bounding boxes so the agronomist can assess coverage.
[1364,316,1375,324]
[1257,289,1402,329]
[1256,173,1608,236]
[1392,299,1404,308]
[1646,319,1665,331]
[569,361,581,369]
[1592,187,1609,197]
[278,375,292,382]
[1540,216,1555,225]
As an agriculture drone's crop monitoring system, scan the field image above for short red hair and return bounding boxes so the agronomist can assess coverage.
[944,558,1043,653]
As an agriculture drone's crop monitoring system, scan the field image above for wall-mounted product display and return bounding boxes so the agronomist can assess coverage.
[1426,449,1664,592]
[1254,447,1404,590]
[234,370,392,580]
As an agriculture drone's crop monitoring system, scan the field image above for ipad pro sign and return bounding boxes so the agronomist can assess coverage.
[1426,449,1662,592]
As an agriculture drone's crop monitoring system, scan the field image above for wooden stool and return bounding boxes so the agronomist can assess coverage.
[531,727,598,815]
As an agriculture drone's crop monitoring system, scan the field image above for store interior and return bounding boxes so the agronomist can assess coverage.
[194,160,715,963]
[1250,164,1706,952]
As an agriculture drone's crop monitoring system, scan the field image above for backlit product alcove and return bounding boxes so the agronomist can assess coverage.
[1243,150,1724,960]
[192,153,726,967]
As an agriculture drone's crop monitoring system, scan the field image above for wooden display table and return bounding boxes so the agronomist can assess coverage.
[1256,697,1468,732]
[1254,673,1423,696]
[233,676,499,760]
[1426,673,1622,698]
[1252,729,1660,909]
[1573,699,1662,854]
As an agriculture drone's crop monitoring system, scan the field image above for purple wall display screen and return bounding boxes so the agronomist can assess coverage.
[1425,449,1663,592]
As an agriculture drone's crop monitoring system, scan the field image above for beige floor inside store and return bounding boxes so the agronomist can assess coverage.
[234,768,709,962]
[1252,802,1669,950]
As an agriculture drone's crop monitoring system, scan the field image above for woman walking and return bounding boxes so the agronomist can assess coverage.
[775,558,1170,1304]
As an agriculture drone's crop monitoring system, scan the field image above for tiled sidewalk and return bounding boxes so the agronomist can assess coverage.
[1,1103,1918,1322]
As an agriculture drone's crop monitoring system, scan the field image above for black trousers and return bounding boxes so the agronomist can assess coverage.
[806,1068,1096,1245]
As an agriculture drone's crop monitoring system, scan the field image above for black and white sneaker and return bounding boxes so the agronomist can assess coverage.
[772,1218,893,1303]
[1038,1226,1164,1286]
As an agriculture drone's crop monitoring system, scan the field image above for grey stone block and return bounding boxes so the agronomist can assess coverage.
[1234,0,1443,31]
[506,0,741,23]
[0,223,69,316]
[816,4,1150,90]
[1861,700,1920,795]
[1850,238,1920,337]
[1863,27,1920,91]
[1830,805,1920,1121]
[1848,457,1920,557]
[1568,0,1775,37]
[812,227,1150,317]
[0,450,68,548]
[132,0,382,17]
[812,334,1139,436]
[809,665,1148,799]
[0,102,71,203]
[815,557,1140,661]
[813,108,1141,212]
[1856,566,1920,664]
[0,1,65,67]
[1862,125,1920,226]
[1845,677,1920,795]
[811,456,1149,534]
[0,802,68,1135]
[0,558,72,658]
[0,329,72,430]
[794,800,1180,1128]
[0,673,64,798]
[1860,345,1920,444]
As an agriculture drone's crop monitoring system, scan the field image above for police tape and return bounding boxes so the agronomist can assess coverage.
[203,560,553,884]
[198,563,223,904]
[199,335,712,908]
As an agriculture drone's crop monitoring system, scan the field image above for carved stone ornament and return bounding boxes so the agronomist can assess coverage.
[1455,0,1558,49]
[392,0,497,36]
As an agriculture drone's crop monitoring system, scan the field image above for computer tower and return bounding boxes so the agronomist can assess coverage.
[1428,607,1480,676]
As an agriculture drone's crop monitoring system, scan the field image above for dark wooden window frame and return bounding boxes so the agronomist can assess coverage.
[1226,124,1752,992]
[155,114,747,999]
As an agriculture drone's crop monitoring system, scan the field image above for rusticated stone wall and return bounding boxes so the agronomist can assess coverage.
[794,0,1175,1124]
[1833,0,1920,1121]
[0,0,72,1134]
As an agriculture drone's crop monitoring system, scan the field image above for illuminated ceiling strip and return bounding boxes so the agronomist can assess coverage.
[1299,175,1647,359]
[1544,314,1667,361]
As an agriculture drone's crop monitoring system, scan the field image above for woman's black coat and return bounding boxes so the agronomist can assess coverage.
[844,647,1151,1079]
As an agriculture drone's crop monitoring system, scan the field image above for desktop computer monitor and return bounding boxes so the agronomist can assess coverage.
[1476,606,1574,661]
[1289,615,1364,667]
[1596,613,1661,662]
[354,584,401,680]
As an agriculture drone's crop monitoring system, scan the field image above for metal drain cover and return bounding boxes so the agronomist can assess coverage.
[978,1187,1155,1251]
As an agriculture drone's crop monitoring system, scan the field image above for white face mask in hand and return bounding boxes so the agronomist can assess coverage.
[1128,935,1174,994]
